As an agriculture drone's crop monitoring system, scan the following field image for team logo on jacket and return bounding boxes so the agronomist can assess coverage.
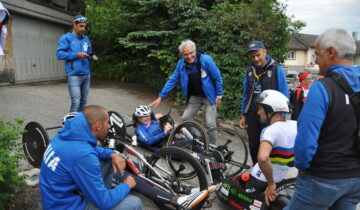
[267,70,272,78]
[249,72,252,77]
[83,42,88,52]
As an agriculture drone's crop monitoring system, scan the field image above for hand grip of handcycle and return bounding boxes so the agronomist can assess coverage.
[181,127,194,140]
[126,158,140,175]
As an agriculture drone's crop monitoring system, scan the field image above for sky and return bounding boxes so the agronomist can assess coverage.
[279,0,360,36]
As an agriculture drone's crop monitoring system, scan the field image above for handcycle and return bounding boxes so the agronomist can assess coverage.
[108,110,250,184]
[217,174,296,210]
[105,130,210,209]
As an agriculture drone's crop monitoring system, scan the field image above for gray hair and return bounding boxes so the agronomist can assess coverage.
[316,28,356,60]
[178,39,196,53]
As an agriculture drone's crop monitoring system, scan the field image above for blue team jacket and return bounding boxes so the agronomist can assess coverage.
[56,32,93,75]
[40,112,130,210]
[159,54,223,105]
[294,65,360,171]
[136,120,166,146]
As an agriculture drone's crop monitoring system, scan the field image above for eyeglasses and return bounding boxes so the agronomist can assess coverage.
[73,17,88,24]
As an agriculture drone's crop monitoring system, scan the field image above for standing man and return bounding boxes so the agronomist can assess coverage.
[285,28,360,209]
[239,41,289,165]
[149,39,223,144]
[56,15,97,112]
[290,72,313,120]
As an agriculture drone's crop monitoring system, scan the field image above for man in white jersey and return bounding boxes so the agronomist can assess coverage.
[245,89,296,206]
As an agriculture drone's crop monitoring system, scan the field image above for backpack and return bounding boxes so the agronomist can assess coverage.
[289,87,304,120]
[327,72,360,150]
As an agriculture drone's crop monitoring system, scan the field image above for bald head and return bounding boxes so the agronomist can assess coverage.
[83,105,108,128]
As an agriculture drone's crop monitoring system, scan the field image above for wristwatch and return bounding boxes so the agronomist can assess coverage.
[217,95,222,99]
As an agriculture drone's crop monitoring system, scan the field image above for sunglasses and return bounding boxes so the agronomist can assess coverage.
[73,17,88,24]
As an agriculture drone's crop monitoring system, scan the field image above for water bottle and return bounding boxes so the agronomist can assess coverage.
[108,138,115,149]
[239,173,250,189]
[131,135,138,146]
[180,127,194,140]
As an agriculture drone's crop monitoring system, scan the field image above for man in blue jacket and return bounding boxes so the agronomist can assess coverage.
[149,39,223,144]
[40,105,142,210]
[239,41,289,165]
[285,28,360,209]
[56,15,97,112]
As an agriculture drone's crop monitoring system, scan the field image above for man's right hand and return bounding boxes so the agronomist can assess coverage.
[77,52,89,59]
[148,97,162,108]
[239,115,247,128]
[123,176,136,189]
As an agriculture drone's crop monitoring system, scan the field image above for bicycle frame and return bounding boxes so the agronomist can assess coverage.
[108,132,177,195]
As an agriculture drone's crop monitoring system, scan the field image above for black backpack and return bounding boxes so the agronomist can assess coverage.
[289,87,304,120]
[327,72,360,150]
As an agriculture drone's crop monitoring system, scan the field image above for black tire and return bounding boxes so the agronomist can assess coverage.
[208,127,249,178]
[22,121,50,168]
[108,111,127,140]
[166,120,209,180]
[146,147,208,209]
[270,178,296,210]
[167,120,209,153]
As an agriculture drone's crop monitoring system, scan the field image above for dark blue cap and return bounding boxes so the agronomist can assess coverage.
[247,41,265,52]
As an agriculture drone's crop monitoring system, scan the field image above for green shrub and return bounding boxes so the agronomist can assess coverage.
[0,118,25,209]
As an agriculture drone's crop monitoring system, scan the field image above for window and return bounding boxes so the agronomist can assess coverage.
[287,50,296,59]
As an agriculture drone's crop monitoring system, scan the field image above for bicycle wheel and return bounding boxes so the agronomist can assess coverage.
[270,178,296,210]
[147,147,208,209]
[22,122,50,168]
[167,120,209,153]
[208,127,248,178]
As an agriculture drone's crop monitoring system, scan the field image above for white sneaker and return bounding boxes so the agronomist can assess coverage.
[177,189,209,209]
[190,184,219,194]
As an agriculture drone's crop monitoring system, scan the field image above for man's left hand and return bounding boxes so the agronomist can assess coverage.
[264,183,277,206]
[110,153,126,176]
[216,97,221,108]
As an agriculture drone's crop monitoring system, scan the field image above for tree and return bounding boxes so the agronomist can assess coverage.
[85,0,304,118]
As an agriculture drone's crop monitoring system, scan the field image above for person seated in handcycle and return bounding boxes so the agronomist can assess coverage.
[220,90,296,209]
[133,105,203,153]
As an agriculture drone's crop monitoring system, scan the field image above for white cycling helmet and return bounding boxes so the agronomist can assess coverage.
[61,112,78,127]
[134,105,152,117]
[256,90,290,113]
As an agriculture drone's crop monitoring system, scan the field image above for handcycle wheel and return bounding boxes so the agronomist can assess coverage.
[22,121,50,168]
[108,111,126,140]
[208,127,248,178]
[167,120,209,153]
[269,178,296,210]
[166,120,209,180]
[147,146,208,209]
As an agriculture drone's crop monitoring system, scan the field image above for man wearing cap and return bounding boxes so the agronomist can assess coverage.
[239,41,289,165]
[290,72,312,120]
[56,15,97,112]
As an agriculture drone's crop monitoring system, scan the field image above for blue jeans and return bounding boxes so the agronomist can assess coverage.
[284,173,360,210]
[86,160,143,210]
[67,74,90,112]
[182,95,217,144]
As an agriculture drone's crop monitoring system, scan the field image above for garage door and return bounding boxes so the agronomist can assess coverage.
[12,13,67,83]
